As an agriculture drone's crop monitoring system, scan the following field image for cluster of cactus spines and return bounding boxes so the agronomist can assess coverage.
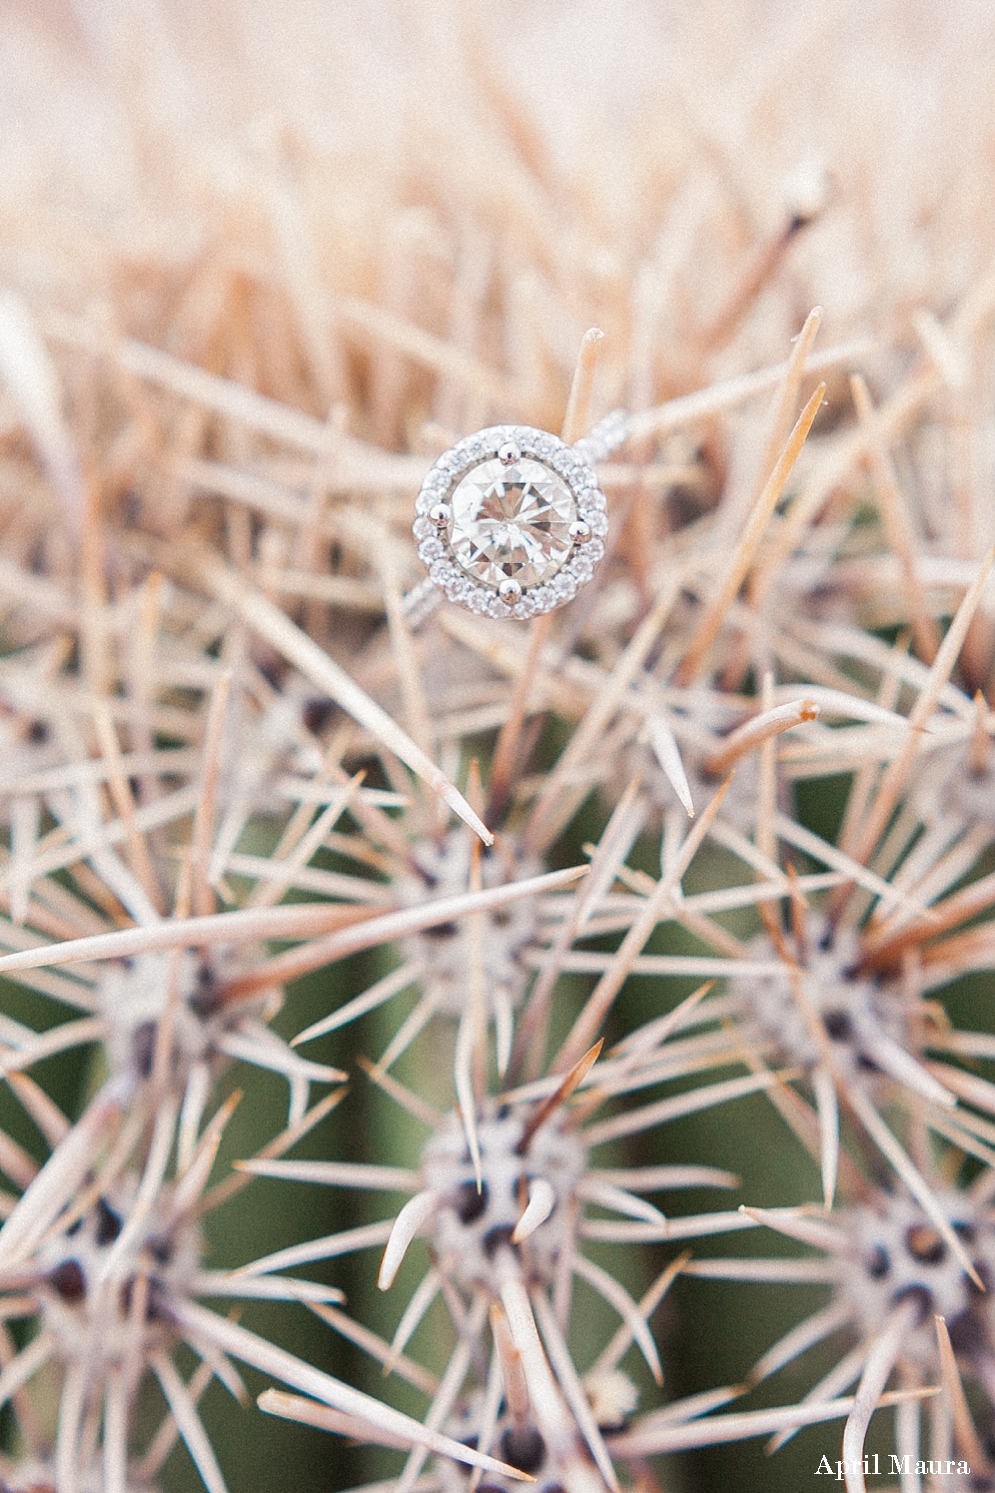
[4,6,995,1493]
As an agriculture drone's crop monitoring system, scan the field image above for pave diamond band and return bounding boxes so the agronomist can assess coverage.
[412,424,610,619]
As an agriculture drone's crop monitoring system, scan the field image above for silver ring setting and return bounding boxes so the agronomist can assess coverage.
[412,425,608,619]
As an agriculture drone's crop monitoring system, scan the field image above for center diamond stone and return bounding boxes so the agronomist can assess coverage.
[448,456,577,589]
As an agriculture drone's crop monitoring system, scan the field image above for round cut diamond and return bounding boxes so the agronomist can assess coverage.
[447,456,577,590]
[413,424,609,615]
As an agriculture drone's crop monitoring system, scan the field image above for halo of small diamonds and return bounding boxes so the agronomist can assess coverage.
[413,425,608,618]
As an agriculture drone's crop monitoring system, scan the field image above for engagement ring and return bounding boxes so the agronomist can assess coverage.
[409,412,628,620]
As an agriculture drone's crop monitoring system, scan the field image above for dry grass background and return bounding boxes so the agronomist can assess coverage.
[4,3,995,1493]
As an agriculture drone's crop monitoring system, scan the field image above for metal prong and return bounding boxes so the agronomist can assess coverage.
[569,519,591,543]
[497,442,521,466]
[499,577,523,603]
[429,502,452,528]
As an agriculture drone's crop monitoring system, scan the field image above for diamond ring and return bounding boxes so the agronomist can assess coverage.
[410,418,623,621]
